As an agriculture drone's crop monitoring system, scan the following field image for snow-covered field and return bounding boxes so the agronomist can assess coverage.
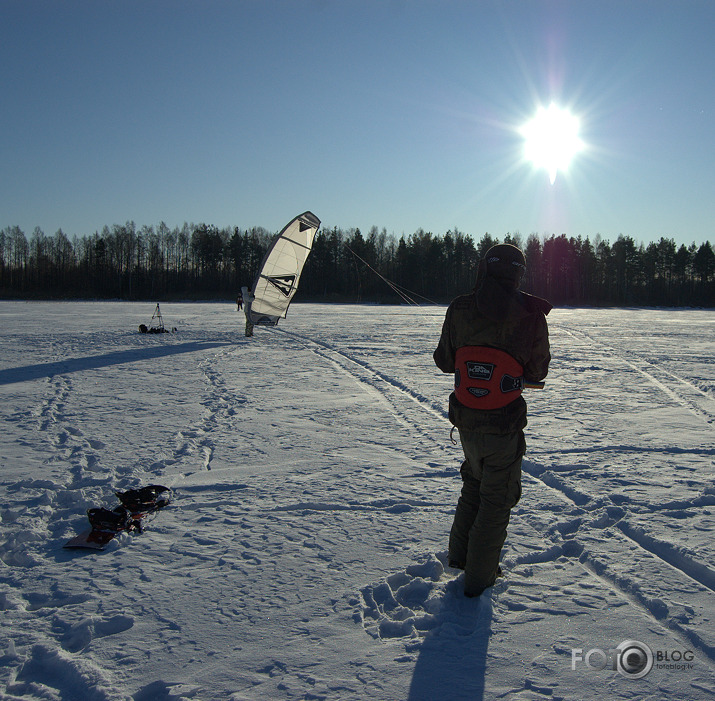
[0,300,713,701]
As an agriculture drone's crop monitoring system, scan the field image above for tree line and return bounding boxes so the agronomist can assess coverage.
[1,222,713,307]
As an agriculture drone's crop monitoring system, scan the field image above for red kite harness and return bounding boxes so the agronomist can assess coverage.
[454,346,525,409]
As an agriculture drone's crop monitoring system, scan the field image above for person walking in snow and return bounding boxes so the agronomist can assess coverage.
[241,286,255,337]
[433,243,551,597]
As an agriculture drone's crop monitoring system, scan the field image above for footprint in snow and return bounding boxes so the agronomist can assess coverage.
[356,552,492,644]
[59,613,135,652]
[10,644,120,700]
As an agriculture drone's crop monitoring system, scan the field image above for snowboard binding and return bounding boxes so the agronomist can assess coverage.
[116,485,171,514]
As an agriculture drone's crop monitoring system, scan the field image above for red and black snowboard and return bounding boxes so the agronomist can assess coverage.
[64,485,171,550]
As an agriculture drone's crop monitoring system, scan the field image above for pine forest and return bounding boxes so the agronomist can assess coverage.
[1,222,713,307]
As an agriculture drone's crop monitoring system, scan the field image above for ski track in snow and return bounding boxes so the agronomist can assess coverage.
[168,344,248,474]
[278,328,449,423]
[288,316,715,668]
[517,465,715,658]
[0,303,714,700]
[555,323,715,427]
[276,327,455,467]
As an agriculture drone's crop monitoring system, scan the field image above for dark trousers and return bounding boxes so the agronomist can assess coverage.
[449,429,525,595]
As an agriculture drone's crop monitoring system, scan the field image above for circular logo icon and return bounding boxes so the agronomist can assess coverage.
[616,640,653,679]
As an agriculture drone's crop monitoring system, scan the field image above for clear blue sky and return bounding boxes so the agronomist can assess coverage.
[2,0,714,248]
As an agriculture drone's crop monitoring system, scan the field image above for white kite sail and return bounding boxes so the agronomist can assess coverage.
[245,211,320,327]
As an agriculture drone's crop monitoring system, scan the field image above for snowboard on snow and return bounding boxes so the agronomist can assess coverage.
[64,485,171,550]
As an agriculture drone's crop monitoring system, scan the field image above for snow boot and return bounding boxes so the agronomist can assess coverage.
[464,565,503,598]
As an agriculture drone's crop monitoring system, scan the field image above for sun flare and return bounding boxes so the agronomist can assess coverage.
[521,103,584,184]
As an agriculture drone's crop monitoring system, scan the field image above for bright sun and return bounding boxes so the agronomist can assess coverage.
[520,103,584,184]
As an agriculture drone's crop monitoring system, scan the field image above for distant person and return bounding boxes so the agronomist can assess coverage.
[236,291,243,311]
[241,286,255,337]
[433,244,551,597]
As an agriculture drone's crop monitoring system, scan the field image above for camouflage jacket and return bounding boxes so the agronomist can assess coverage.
[434,278,551,433]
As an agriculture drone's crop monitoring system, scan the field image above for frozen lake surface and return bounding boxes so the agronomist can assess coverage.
[0,301,713,700]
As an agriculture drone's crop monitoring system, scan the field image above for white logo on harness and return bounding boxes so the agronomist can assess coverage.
[467,387,490,398]
[465,361,495,381]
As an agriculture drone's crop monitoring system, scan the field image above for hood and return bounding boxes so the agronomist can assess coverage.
[475,276,528,322]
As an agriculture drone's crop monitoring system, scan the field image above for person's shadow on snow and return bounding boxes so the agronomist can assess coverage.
[407,578,492,701]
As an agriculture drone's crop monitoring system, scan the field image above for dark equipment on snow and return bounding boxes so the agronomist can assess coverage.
[64,485,172,550]
[139,303,175,333]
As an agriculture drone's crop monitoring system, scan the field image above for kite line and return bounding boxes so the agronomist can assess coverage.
[343,244,440,306]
